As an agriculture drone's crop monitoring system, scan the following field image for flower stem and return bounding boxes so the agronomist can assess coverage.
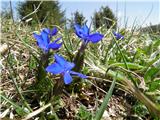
[73,42,86,72]
[53,75,64,95]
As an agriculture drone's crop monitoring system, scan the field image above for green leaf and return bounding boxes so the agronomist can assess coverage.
[110,62,144,70]
[76,105,93,120]
[0,93,27,116]
[148,79,160,91]
[144,67,159,81]
[95,72,117,120]
[144,59,160,81]
[153,39,160,48]
[15,108,27,116]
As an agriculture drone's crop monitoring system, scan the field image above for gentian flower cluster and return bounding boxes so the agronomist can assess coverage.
[113,31,124,40]
[74,24,104,45]
[46,54,87,84]
[73,24,104,72]
[33,27,62,53]
[33,26,87,85]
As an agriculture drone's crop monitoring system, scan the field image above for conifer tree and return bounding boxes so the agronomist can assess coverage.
[17,1,65,26]
[74,11,85,25]
[93,6,117,29]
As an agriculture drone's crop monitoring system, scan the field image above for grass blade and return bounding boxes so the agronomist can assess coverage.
[94,72,117,120]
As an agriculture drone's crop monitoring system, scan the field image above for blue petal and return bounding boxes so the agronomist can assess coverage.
[121,36,124,39]
[74,24,85,38]
[74,24,81,30]
[33,33,46,50]
[46,63,64,74]
[53,37,62,43]
[70,71,87,79]
[82,24,89,35]
[54,54,67,67]
[43,28,51,34]
[48,37,62,50]
[88,33,104,43]
[48,42,62,50]
[65,62,75,71]
[33,33,42,43]
[64,72,72,84]
[51,27,58,36]
[41,31,50,46]
[116,34,124,40]
[113,32,124,40]
[113,31,117,36]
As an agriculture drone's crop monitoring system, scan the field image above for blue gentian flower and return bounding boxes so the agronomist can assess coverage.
[113,31,124,40]
[46,54,87,84]
[33,27,62,52]
[43,27,58,37]
[74,24,104,44]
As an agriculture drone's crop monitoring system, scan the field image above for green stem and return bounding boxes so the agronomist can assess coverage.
[73,42,86,72]
[53,75,64,95]
[112,35,136,85]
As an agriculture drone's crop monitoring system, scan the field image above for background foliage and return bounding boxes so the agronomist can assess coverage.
[93,6,117,29]
[17,1,65,26]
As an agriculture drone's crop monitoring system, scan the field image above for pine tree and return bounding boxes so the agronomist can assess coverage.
[17,1,65,26]
[93,6,117,29]
[68,11,85,29]
[74,11,85,25]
